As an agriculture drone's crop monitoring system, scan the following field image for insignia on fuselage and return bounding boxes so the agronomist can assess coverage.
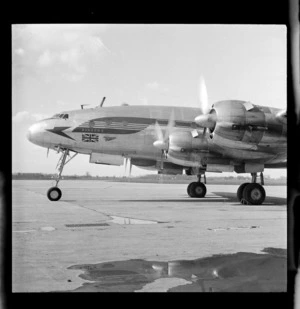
[104,136,116,142]
[82,133,99,142]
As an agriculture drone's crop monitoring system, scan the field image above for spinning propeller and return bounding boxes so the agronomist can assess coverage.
[194,76,217,137]
[124,157,132,177]
[153,109,175,170]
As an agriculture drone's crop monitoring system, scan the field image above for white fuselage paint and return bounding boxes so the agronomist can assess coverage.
[27,104,286,172]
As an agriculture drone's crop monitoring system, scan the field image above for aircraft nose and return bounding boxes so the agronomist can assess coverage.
[27,121,47,146]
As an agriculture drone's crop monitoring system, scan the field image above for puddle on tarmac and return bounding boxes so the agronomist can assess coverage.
[208,226,260,231]
[109,215,160,225]
[66,223,110,228]
[64,247,286,292]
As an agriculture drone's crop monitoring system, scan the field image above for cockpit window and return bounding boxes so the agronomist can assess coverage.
[52,114,69,119]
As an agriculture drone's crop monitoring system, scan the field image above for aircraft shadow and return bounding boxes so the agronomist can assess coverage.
[118,197,227,204]
[118,192,286,206]
[212,192,287,206]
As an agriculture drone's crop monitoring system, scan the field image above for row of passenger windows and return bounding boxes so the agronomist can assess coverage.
[53,114,69,119]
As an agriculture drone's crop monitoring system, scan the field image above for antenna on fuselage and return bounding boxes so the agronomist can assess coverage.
[81,104,89,109]
[100,97,106,107]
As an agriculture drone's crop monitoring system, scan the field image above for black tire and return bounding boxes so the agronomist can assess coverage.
[187,182,196,197]
[47,187,62,201]
[242,183,265,205]
[237,183,250,201]
[191,182,207,198]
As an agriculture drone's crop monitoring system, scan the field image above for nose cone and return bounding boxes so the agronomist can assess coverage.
[27,121,47,146]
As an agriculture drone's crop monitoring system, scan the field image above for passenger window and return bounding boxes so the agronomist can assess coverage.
[63,114,69,119]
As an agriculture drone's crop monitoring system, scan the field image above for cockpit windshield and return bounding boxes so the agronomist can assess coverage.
[52,114,69,119]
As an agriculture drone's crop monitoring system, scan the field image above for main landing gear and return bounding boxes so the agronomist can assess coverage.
[47,148,78,201]
[186,172,266,205]
[187,174,207,198]
[237,172,266,205]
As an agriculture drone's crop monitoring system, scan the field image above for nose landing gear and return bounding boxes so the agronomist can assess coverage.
[47,148,78,201]
[237,172,266,205]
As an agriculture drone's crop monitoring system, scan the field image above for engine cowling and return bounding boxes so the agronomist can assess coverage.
[194,100,287,161]
[165,131,208,167]
[210,100,268,148]
[168,131,208,152]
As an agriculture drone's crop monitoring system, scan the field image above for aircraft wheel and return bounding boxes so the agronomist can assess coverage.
[190,182,207,198]
[237,182,250,201]
[242,183,265,205]
[187,182,196,197]
[47,187,62,201]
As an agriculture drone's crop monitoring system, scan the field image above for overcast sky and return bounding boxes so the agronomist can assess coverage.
[12,24,286,178]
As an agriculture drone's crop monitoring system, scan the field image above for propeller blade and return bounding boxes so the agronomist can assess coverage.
[124,157,128,170]
[165,109,175,139]
[198,76,209,114]
[154,121,164,142]
[153,109,175,150]
[47,148,49,158]
[129,160,132,177]
[153,140,168,150]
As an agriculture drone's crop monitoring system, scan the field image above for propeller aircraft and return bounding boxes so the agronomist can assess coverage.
[27,78,286,205]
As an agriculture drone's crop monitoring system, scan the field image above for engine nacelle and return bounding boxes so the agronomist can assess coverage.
[168,131,208,152]
[207,100,286,152]
[212,100,265,144]
[165,131,208,167]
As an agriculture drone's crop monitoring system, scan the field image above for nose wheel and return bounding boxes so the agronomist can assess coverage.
[47,187,62,201]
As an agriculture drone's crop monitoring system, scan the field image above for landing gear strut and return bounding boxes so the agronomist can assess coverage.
[47,148,78,201]
[187,174,207,198]
[237,172,266,205]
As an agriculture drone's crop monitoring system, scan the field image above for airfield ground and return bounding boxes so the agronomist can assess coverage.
[12,180,287,292]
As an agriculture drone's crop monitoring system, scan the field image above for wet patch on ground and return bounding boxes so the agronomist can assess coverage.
[63,247,286,292]
[110,216,159,225]
[207,225,260,231]
[65,223,110,227]
[109,215,167,225]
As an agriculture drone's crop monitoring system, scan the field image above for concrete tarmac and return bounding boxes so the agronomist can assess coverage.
[12,180,287,292]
